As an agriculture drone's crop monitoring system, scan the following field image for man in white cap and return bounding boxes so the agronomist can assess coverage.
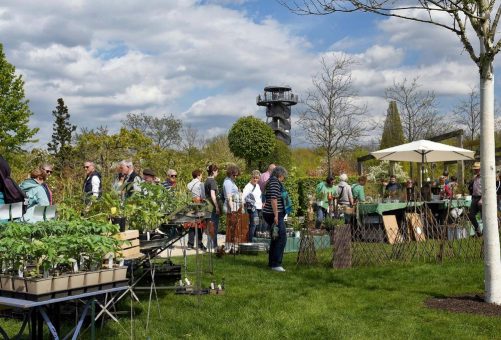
[468,162,482,237]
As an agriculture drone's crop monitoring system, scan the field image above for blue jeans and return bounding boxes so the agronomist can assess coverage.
[210,210,220,247]
[248,209,260,242]
[263,212,286,268]
[316,206,327,228]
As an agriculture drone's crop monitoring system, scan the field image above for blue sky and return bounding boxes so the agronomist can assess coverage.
[0,0,490,148]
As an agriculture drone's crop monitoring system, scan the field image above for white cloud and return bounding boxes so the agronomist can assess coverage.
[0,0,496,150]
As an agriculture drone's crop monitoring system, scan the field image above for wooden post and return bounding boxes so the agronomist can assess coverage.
[457,134,464,185]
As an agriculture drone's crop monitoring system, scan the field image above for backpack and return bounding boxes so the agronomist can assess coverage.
[3,179,26,204]
[244,184,257,212]
[280,183,293,215]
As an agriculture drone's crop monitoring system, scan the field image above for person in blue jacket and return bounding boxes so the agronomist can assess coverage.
[19,168,50,223]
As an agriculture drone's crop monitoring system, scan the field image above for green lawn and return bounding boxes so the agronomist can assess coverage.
[0,250,498,339]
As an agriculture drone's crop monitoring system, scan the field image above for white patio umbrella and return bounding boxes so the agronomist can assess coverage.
[370,139,475,186]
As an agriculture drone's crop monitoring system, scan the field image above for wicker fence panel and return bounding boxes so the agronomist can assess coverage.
[339,200,487,267]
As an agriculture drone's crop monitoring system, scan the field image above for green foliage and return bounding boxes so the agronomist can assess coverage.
[47,98,76,168]
[261,140,292,172]
[323,217,345,230]
[291,147,323,176]
[122,112,182,148]
[202,134,244,169]
[0,219,120,276]
[0,43,38,156]
[228,116,276,169]
[380,100,406,149]
[124,182,189,232]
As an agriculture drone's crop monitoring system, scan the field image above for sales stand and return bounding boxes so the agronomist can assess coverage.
[0,286,127,340]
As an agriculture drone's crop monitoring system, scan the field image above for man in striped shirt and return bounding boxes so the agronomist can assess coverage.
[262,166,288,272]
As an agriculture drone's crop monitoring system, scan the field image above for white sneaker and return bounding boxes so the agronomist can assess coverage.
[271,266,286,272]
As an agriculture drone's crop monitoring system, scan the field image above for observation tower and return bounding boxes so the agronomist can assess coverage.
[256,85,298,145]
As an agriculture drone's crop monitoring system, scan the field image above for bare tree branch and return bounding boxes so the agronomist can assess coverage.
[453,86,481,141]
[300,55,372,175]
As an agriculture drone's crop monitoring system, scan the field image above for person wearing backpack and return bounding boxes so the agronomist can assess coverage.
[337,173,353,224]
[262,166,289,272]
[242,170,262,242]
[20,168,50,223]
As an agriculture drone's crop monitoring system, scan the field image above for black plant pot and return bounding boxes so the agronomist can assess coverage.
[111,217,127,232]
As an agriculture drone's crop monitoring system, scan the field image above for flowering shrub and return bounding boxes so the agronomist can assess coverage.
[366,161,408,182]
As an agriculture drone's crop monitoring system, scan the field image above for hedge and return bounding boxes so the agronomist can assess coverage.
[216,174,360,217]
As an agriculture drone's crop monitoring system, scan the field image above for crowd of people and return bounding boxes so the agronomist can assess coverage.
[0,156,292,272]
[1,154,492,270]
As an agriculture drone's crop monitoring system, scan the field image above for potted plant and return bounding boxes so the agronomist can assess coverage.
[287,216,303,238]
[24,239,53,296]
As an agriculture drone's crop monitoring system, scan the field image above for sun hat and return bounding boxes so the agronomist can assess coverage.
[472,162,481,170]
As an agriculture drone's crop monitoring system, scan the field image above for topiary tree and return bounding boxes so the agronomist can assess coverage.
[228,116,276,170]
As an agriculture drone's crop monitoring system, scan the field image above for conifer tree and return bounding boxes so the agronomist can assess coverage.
[0,43,38,156]
[380,101,405,149]
[48,98,76,167]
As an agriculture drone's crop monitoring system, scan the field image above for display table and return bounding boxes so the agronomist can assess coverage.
[0,286,128,340]
[358,202,423,215]
[358,199,471,216]
[253,235,331,253]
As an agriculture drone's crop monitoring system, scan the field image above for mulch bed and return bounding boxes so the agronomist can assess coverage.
[425,294,501,317]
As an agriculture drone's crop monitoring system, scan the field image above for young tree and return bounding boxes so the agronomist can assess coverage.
[0,43,38,156]
[122,113,182,148]
[300,55,369,177]
[281,0,501,304]
[47,98,76,168]
[380,101,406,149]
[228,116,276,169]
[453,87,481,141]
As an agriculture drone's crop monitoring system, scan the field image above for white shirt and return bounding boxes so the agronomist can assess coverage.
[91,176,101,197]
[242,182,262,210]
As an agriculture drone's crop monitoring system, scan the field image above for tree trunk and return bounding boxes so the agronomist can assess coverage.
[480,67,501,304]
[327,153,332,177]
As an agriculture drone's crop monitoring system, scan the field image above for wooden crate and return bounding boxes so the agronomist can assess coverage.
[114,230,139,241]
[120,238,139,249]
[117,246,141,258]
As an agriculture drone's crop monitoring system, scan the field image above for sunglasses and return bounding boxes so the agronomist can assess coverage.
[170,174,177,178]
[44,169,53,174]
[84,166,90,169]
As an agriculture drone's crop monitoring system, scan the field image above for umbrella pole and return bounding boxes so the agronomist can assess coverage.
[420,153,424,190]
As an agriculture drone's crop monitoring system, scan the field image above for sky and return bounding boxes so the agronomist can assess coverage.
[0,0,493,149]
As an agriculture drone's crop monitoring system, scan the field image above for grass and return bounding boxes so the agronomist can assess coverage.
[0,250,497,339]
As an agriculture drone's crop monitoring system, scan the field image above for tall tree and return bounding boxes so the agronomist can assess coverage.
[122,113,182,148]
[228,116,276,169]
[385,77,447,142]
[0,43,38,156]
[47,98,76,168]
[300,55,369,177]
[453,87,481,141]
[380,101,406,149]
[281,0,501,304]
